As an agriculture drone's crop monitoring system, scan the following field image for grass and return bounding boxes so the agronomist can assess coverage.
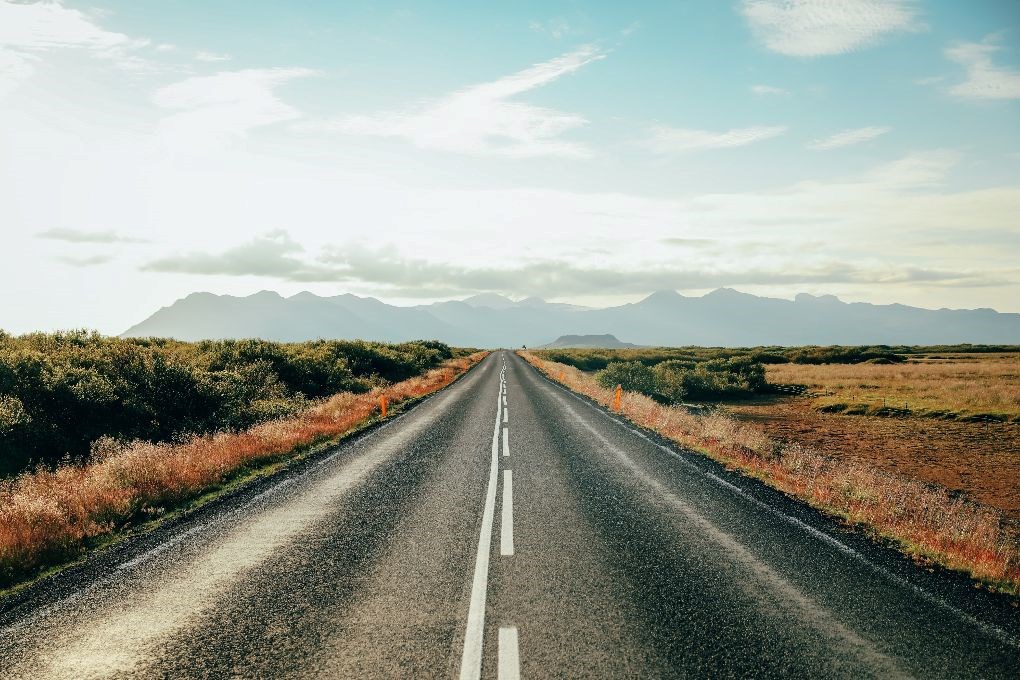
[769,353,1020,422]
[0,351,486,590]
[520,351,1020,594]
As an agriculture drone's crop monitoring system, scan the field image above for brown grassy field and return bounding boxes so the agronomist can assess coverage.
[768,353,1020,421]
[725,398,1020,519]
[728,353,1020,518]
[0,352,485,589]
[520,351,1020,594]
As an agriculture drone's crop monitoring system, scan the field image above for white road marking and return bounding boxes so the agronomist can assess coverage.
[503,407,509,423]
[458,357,504,680]
[503,395,507,407]
[502,427,510,458]
[498,626,521,680]
[117,523,208,572]
[501,469,514,557]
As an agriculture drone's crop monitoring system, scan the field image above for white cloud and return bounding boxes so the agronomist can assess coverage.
[862,149,956,188]
[751,84,787,95]
[740,0,919,57]
[299,46,604,157]
[0,47,35,94]
[0,0,149,92]
[808,125,891,150]
[647,124,788,153]
[945,36,1020,100]
[528,18,574,39]
[153,67,317,142]
[195,50,231,62]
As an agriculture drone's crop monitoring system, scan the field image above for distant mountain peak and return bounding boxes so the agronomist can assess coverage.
[641,289,684,303]
[539,334,639,349]
[461,292,516,309]
[704,287,751,299]
[795,292,841,304]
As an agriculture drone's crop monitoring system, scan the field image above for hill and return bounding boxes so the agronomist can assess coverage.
[538,334,639,349]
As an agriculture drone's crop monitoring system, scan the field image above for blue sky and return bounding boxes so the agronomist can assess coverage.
[1,0,1019,333]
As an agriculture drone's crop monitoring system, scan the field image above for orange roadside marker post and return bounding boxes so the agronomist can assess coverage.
[380,395,387,418]
[614,385,622,411]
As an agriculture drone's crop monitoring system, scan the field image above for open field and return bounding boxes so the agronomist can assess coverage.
[767,353,1020,422]
[525,348,1020,592]
[727,352,1020,518]
[0,351,485,589]
[725,397,1020,518]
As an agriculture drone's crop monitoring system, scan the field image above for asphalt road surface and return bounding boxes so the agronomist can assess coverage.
[1,351,1017,679]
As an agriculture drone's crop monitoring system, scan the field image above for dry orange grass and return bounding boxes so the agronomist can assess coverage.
[0,352,486,588]
[520,352,1020,593]
[769,354,1020,420]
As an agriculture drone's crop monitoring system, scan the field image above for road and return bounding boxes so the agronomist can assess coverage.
[1,351,1017,679]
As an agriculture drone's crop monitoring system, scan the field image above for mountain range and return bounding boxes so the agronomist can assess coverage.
[121,289,1020,347]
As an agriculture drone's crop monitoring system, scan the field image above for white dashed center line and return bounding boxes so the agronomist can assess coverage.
[458,357,505,680]
[501,469,514,556]
[498,626,521,680]
[502,427,510,458]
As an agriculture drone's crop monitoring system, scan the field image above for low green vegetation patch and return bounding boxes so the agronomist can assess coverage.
[594,357,767,402]
[0,330,467,476]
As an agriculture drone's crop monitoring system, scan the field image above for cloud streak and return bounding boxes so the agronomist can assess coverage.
[298,46,604,157]
[0,0,149,92]
[647,124,787,153]
[139,230,1013,298]
[37,228,148,244]
[808,125,891,150]
[153,67,318,142]
[945,36,1020,100]
[751,84,788,95]
[740,0,919,57]
[142,230,336,280]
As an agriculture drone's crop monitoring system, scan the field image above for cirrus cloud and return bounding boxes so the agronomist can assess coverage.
[808,126,891,150]
[945,35,1020,100]
[297,46,604,158]
[0,0,149,92]
[740,0,920,57]
[646,124,788,153]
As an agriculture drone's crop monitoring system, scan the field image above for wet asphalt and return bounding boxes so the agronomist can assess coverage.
[0,351,1017,679]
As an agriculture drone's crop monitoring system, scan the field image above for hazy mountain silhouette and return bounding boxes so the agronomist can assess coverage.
[122,289,1020,347]
[539,334,640,349]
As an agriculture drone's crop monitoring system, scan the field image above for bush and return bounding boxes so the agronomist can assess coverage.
[652,358,765,402]
[0,332,456,476]
[595,361,657,394]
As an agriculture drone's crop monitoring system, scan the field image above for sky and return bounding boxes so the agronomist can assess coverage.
[1,0,1019,335]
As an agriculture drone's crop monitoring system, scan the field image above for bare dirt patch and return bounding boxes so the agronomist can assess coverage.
[726,396,1020,520]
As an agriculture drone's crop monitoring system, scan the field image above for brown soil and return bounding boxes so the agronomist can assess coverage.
[725,396,1020,520]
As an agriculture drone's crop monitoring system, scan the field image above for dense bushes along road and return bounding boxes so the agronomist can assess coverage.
[0,331,467,476]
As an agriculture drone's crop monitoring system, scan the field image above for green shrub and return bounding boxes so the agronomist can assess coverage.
[595,361,657,394]
[0,331,456,476]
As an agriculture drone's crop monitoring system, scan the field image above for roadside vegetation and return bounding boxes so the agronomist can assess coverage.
[522,349,1020,594]
[0,331,484,589]
[768,354,1020,422]
[0,330,468,477]
[544,345,1020,422]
